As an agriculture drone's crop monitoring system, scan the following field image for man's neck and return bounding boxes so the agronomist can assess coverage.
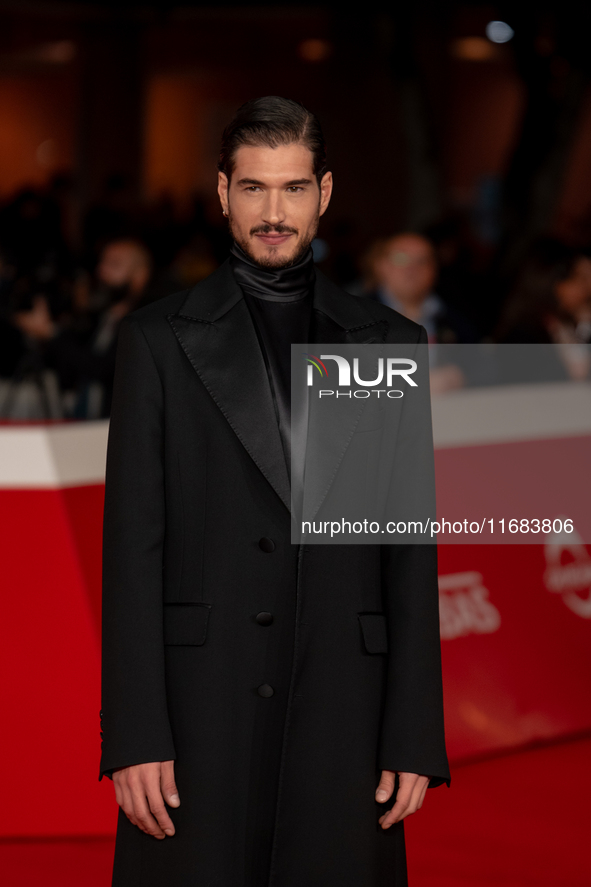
[229,240,315,301]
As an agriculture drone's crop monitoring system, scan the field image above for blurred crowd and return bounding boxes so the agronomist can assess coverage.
[0,178,225,419]
[1,180,591,419]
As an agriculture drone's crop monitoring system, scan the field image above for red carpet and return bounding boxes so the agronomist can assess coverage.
[2,735,589,886]
[0,837,115,887]
[406,734,591,887]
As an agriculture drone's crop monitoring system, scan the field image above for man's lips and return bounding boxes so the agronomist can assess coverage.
[255,232,294,246]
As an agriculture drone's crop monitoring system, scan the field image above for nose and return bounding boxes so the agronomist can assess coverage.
[261,190,286,227]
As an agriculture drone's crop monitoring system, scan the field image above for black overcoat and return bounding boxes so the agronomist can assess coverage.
[100,260,450,887]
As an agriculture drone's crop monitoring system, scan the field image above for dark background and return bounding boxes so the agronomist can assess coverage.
[1,0,591,402]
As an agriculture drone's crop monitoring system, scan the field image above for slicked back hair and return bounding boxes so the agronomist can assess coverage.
[218,96,327,186]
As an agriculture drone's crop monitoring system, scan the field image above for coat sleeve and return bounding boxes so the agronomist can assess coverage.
[378,545,450,787]
[99,316,176,780]
[377,325,450,787]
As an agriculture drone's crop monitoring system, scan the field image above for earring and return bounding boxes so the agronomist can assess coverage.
[222,209,228,217]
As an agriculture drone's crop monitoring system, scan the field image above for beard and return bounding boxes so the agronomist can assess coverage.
[228,214,319,269]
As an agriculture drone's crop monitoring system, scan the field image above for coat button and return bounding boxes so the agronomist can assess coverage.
[257,683,274,697]
[256,612,273,626]
[258,537,275,553]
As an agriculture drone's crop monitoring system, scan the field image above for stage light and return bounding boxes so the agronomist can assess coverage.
[486,21,514,44]
[36,139,58,168]
[451,37,497,61]
[298,39,332,62]
[44,41,77,63]
[2,39,77,68]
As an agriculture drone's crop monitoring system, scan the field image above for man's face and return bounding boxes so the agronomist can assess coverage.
[97,244,137,288]
[376,235,438,305]
[218,142,332,268]
[555,257,591,316]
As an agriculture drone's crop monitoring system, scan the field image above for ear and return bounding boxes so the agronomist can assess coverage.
[319,171,333,218]
[217,171,229,215]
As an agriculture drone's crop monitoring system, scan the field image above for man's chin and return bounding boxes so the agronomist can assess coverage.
[253,252,300,270]
[237,236,311,270]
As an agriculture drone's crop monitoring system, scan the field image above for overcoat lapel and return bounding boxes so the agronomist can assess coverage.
[167,261,389,519]
[167,262,291,511]
[301,271,389,522]
[312,270,387,347]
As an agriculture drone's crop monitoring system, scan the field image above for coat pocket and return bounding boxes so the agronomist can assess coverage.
[163,602,211,646]
[357,612,388,654]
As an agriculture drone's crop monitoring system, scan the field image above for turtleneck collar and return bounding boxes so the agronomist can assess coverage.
[229,240,315,302]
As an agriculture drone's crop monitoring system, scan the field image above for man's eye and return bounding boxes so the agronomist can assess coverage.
[246,186,261,192]
[287,186,303,193]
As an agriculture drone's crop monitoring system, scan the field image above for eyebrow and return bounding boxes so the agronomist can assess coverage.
[236,178,313,187]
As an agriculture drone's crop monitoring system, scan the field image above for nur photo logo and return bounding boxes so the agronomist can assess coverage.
[303,352,418,398]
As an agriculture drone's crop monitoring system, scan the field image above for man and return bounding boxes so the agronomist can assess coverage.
[367,232,476,344]
[13,238,178,417]
[365,232,479,394]
[100,96,449,887]
[95,238,154,307]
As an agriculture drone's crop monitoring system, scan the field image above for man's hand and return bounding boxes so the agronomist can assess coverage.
[112,760,180,839]
[13,296,56,341]
[375,770,429,829]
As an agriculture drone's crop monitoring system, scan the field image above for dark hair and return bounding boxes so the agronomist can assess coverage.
[496,238,578,340]
[218,96,327,185]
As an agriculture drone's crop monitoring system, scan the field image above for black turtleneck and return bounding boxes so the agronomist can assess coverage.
[230,241,314,477]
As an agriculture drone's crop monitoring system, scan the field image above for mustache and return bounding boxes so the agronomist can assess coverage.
[250,224,298,236]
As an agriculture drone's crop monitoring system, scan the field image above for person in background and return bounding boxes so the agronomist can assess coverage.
[365,232,477,393]
[365,232,477,344]
[496,239,591,382]
[497,239,590,345]
[571,248,591,343]
[95,238,153,305]
[13,238,175,417]
[0,249,26,379]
